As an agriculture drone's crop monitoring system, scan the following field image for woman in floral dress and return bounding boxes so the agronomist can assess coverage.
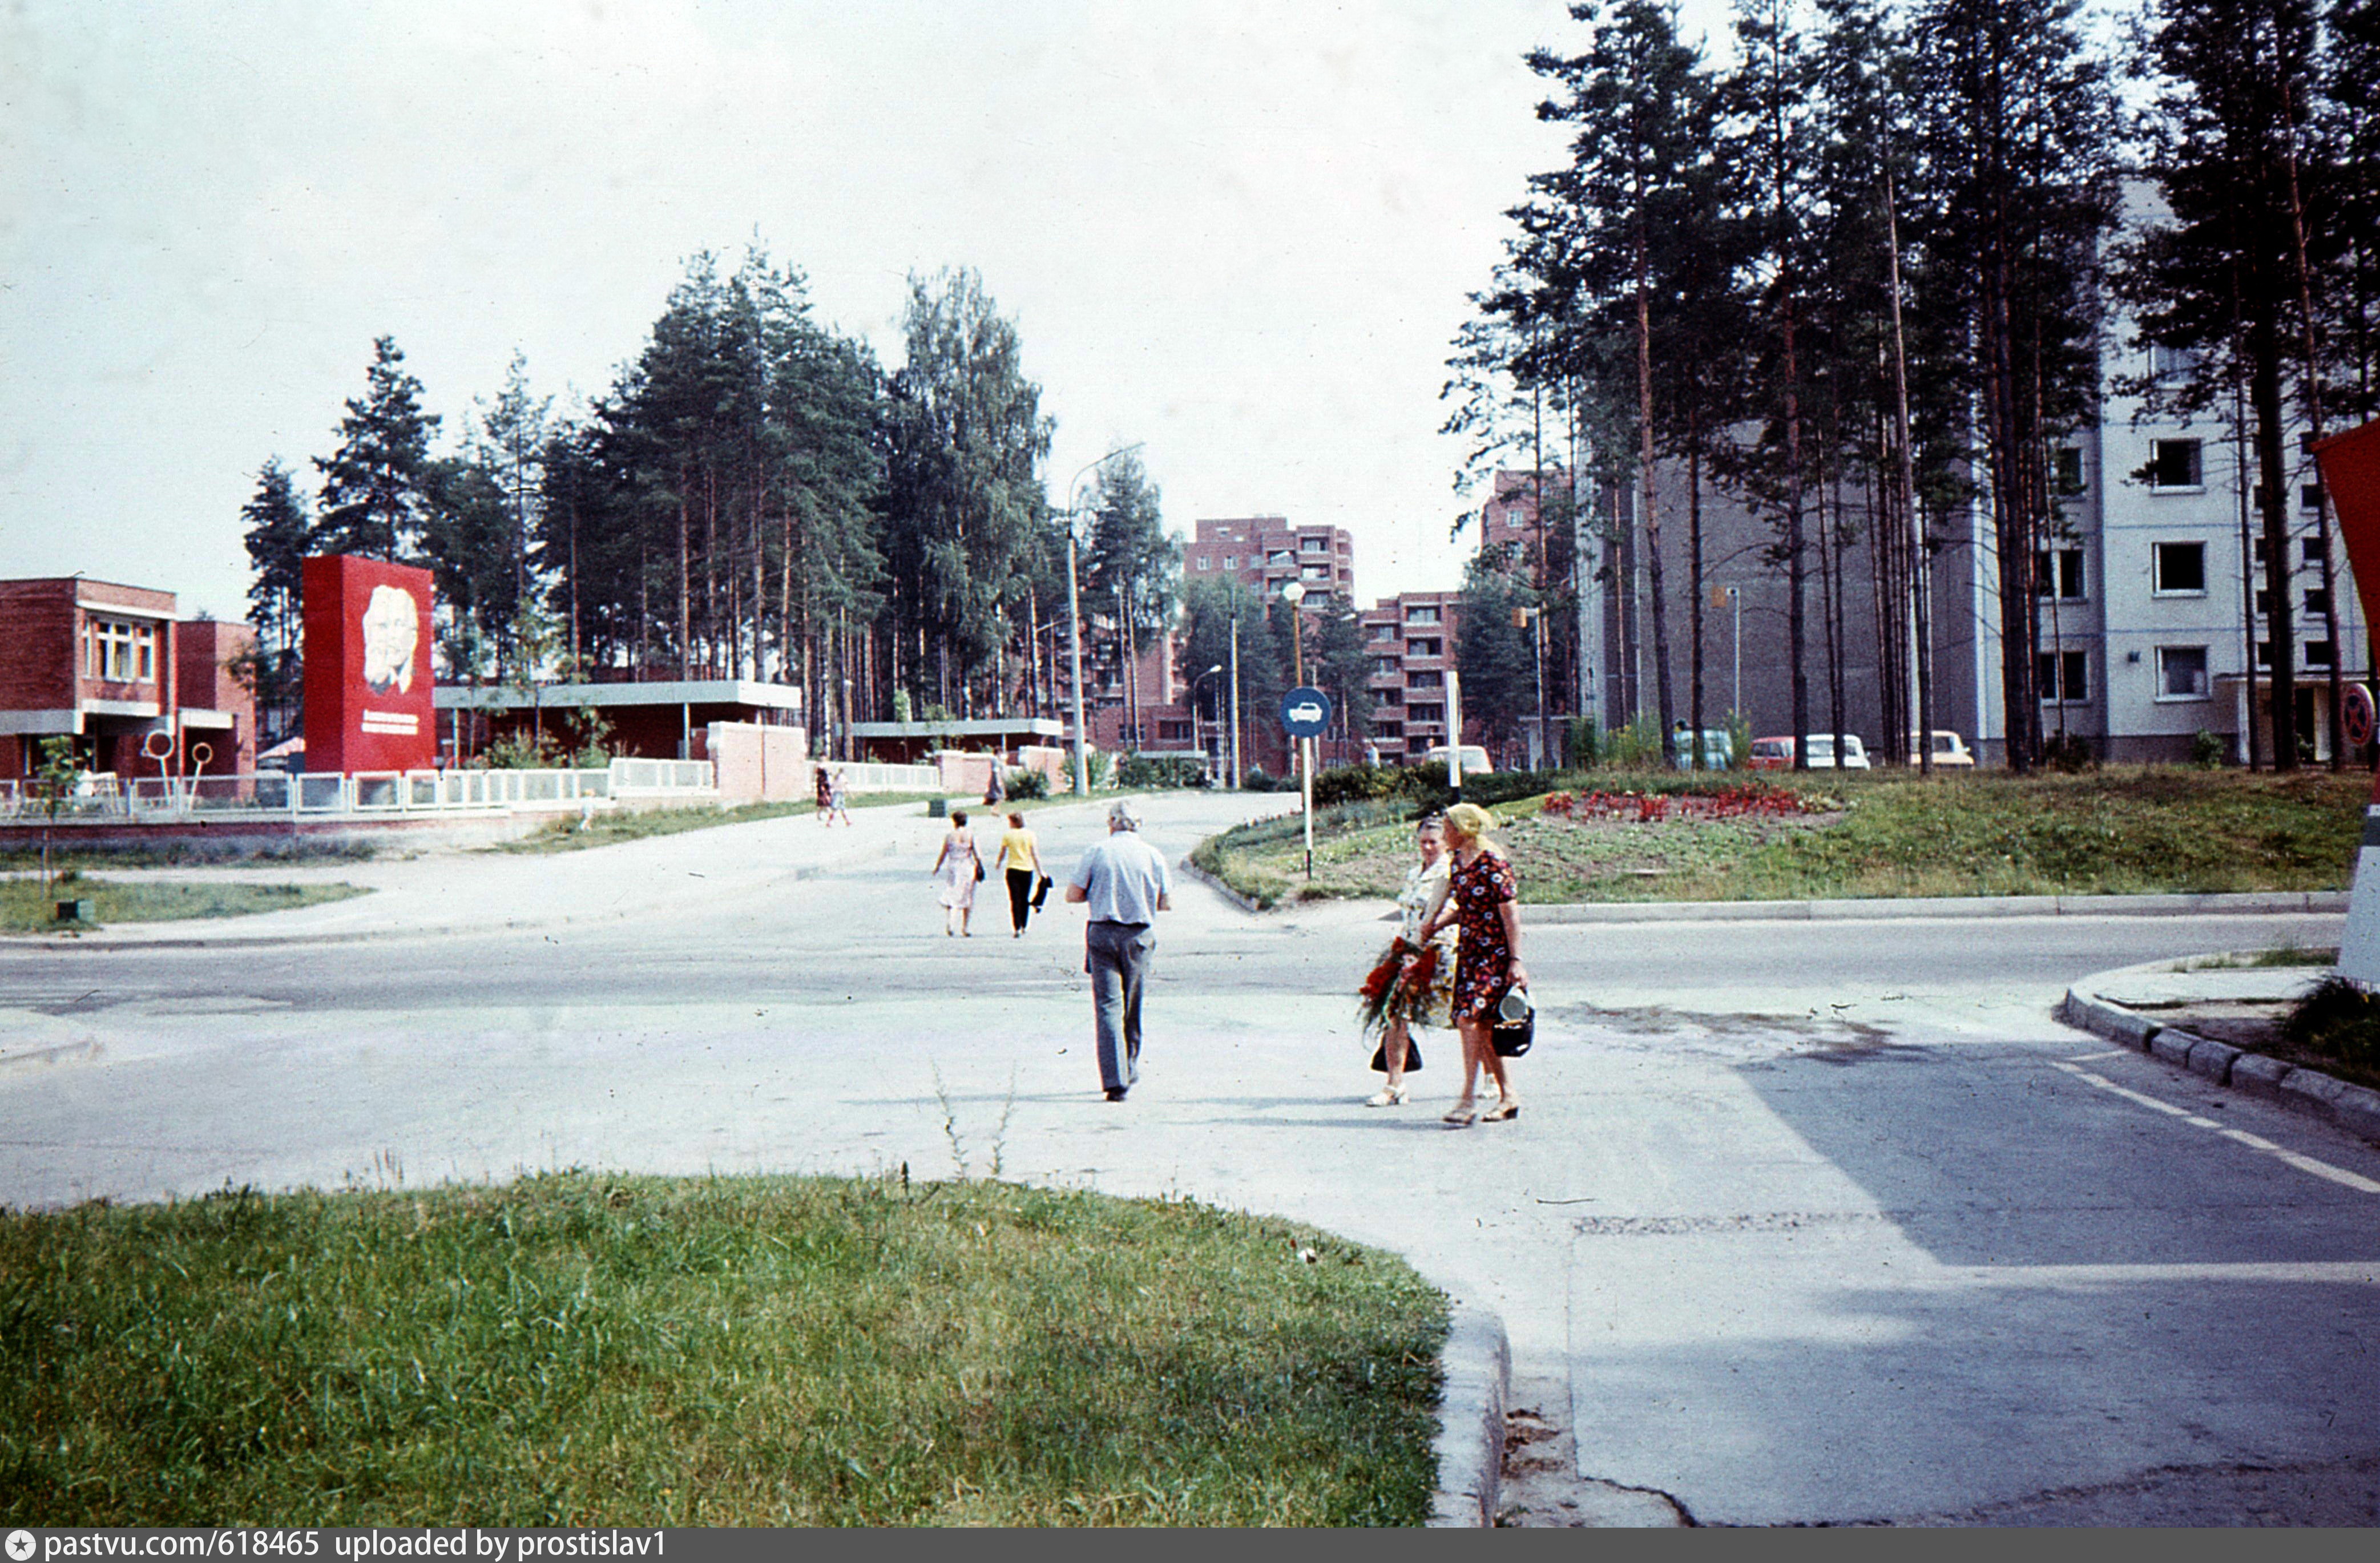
[1419,801,1527,1125]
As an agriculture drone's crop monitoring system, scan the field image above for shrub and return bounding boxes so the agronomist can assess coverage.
[1311,763,1411,806]
[1566,716,1601,769]
[2190,729,2228,769]
[1005,767,1049,800]
[1116,753,1211,789]
[2040,732,2098,772]
[2282,974,2380,1071]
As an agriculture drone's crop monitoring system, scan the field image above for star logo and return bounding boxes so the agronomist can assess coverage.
[6,1530,35,1562]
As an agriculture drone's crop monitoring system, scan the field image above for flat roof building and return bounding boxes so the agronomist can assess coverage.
[0,576,255,781]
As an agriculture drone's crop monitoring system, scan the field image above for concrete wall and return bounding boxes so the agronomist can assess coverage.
[704,720,810,803]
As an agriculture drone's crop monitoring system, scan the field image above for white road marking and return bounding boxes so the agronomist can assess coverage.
[2068,1048,2129,1062]
[2050,1059,2380,1196]
[1937,1261,2380,1287]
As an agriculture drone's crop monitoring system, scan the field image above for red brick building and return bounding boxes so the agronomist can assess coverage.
[1358,591,1465,765]
[1181,516,1356,603]
[0,577,256,781]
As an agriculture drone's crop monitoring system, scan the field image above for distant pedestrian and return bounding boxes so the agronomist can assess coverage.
[984,761,1007,807]
[1066,797,1172,1100]
[827,766,853,826]
[932,807,982,936]
[1419,801,1527,1126]
[995,810,1043,936]
[814,763,834,825]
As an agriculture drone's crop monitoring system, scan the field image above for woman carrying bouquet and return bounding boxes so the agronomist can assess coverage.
[1419,801,1527,1126]
[1358,813,1459,1106]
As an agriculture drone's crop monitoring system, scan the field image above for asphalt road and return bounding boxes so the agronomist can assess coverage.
[2,790,2374,1525]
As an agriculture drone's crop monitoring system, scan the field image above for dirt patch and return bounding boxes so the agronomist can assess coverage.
[1498,1390,1692,1528]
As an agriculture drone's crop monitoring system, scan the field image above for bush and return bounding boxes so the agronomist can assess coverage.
[1116,753,1211,789]
[2282,974,2380,1071]
[2190,729,2228,769]
[1312,763,1418,806]
[1603,714,1664,768]
[1005,767,1049,800]
[2040,732,2098,772]
[1566,716,1601,769]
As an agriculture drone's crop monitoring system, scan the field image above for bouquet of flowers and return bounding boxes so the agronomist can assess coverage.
[1356,937,1442,1039]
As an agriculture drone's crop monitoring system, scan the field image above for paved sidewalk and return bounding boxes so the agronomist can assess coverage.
[19,803,954,948]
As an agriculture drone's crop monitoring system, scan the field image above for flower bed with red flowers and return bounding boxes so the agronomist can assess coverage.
[1539,783,1813,824]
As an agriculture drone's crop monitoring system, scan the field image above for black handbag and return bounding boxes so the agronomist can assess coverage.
[1031,873,1053,909]
[1368,1037,1422,1073]
[1491,988,1534,1057]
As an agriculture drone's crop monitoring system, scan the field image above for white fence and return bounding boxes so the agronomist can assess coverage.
[825,761,940,792]
[0,760,717,823]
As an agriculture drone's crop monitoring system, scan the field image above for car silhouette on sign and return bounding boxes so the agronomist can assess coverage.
[1285,699,1328,726]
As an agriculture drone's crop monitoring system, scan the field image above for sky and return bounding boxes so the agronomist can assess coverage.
[0,0,1737,625]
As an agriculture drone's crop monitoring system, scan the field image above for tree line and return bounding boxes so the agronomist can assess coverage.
[1447,0,2380,772]
[241,257,1180,760]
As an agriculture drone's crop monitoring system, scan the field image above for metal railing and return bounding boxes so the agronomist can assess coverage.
[0,760,717,822]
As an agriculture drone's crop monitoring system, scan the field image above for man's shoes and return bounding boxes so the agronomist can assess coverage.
[1104,1087,1128,1101]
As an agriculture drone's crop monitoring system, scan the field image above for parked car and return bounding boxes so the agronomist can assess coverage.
[1908,729,1976,768]
[1667,726,1734,770]
[1746,734,1871,770]
[1421,743,1495,777]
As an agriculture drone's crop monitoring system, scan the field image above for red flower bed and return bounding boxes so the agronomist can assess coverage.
[1541,784,1808,823]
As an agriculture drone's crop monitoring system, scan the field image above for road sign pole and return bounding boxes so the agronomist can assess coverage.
[1302,735,1314,880]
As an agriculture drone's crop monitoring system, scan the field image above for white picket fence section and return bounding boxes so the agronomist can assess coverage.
[0,759,718,823]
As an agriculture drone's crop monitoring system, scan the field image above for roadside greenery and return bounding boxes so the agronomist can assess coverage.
[1197,768,2367,906]
[0,875,366,933]
[0,1173,1448,1526]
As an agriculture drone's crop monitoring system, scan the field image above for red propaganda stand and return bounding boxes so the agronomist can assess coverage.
[2310,419,2380,982]
[301,554,436,775]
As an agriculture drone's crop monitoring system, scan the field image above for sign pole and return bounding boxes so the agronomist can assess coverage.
[1302,735,1315,880]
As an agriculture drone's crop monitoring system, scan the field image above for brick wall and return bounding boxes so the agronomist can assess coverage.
[704,720,810,802]
[0,580,79,712]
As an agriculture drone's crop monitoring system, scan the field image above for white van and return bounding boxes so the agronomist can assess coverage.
[1422,744,1494,777]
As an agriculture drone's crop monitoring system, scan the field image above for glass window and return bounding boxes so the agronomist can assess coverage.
[2307,587,2331,618]
[1407,671,1445,690]
[2153,541,2206,594]
[2303,537,2325,564]
[1406,605,1440,625]
[2149,439,2202,489]
[2156,645,2209,700]
[88,617,154,684]
[2035,548,2085,600]
[1196,556,1211,571]
[1223,556,1237,570]
[1406,638,1442,658]
[1300,536,1326,553]
[2151,344,2202,383]
[2308,639,2337,668]
[2054,446,2084,493]
[2036,649,2089,703]
[2303,484,2325,511]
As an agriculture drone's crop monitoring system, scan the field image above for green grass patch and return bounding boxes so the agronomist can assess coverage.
[0,1173,1447,1526]
[0,876,368,932]
[2281,975,2380,1083]
[499,792,1086,854]
[2172,944,2339,972]
[0,840,378,871]
[1197,768,2368,905]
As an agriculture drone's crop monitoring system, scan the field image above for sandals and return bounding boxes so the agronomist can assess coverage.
[1366,1083,1409,1108]
[1442,1100,1478,1128]
[1482,1100,1520,1122]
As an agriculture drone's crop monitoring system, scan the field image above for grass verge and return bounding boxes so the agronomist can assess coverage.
[0,876,368,933]
[0,841,378,871]
[497,791,1091,854]
[1196,768,2368,906]
[0,1173,1448,1526]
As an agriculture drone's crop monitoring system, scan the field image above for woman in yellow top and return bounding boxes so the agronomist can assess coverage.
[995,810,1044,936]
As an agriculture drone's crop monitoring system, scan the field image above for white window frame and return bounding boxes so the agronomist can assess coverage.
[2155,645,2210,702]
[2037,648,2089,704]
[2148,438,2204,493]
[2152,540,2208,597]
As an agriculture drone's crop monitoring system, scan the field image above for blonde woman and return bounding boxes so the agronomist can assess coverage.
[1418,801,1527,1125]
[1368,813,1458,1106]
[931,808,982,936]
[996,810,1043,936]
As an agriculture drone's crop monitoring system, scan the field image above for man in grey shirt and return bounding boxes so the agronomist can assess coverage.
[1066,798,1173,1100]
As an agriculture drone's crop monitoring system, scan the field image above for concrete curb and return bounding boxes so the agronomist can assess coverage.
[2058,972,2380,1148]
[1529,890,2347,924]
[1175,855,1266,915]
[1428,1298,1511,1528]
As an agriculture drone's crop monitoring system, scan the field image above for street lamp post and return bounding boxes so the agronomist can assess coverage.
[1191,663,1225,782]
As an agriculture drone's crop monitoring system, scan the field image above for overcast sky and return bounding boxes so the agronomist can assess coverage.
[1,0,1735,625]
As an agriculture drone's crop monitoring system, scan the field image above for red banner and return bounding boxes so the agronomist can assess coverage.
[301,554,436,774]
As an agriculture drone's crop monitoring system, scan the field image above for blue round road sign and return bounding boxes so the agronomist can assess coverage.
[1279,685,1333,738]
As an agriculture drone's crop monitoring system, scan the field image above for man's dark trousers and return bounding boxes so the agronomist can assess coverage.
[1085,918,1154,1092]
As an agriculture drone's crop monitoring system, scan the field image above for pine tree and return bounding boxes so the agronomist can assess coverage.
[314,336,439,561]
[240,457,313,744]
[2115,0,2321,767]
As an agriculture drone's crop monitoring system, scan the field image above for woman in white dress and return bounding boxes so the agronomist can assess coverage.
[931,809,982,936]
[1369,813,1459,1106]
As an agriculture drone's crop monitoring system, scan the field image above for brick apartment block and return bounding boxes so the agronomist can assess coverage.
[0,577,256,781]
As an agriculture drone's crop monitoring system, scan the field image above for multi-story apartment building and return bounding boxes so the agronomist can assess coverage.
[1183,516,1356,602]
[1359,592,1462,765]
[0,576,257,781]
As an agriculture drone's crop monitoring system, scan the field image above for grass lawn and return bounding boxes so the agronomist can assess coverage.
[0,1174,1447,1526]
[0,876,368,933]
[497,791,1087,855]
[1197,768,2369,907]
